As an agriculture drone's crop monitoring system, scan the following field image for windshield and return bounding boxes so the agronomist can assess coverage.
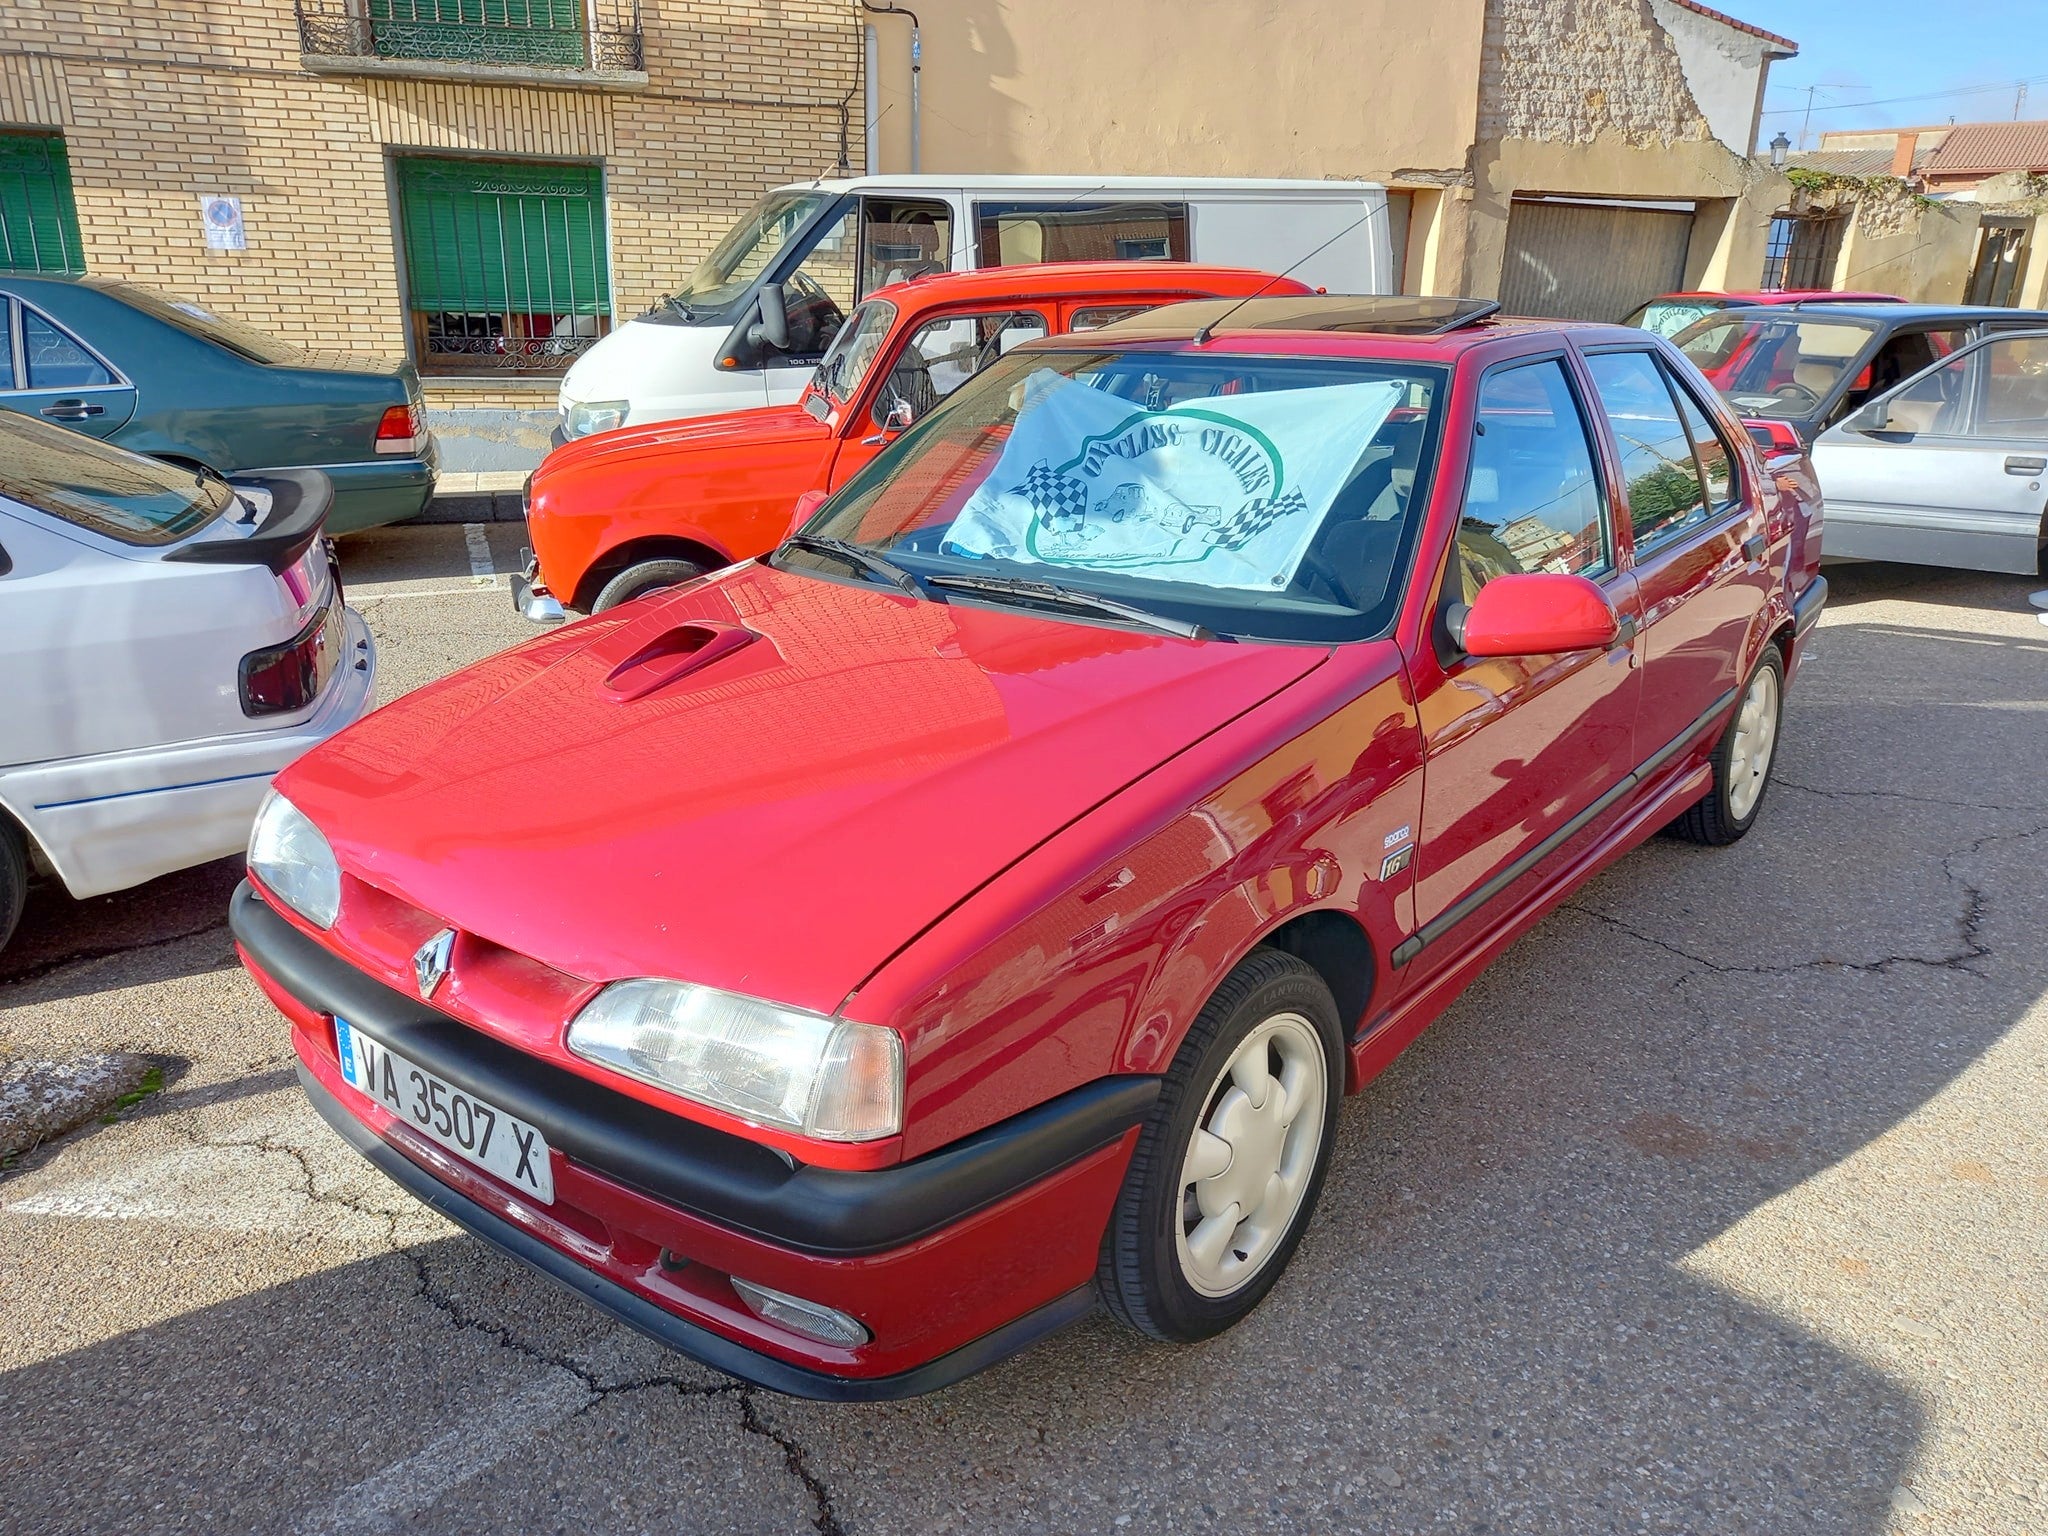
[92,279,303,365]
[790,346,1449,642]
[0,412,231,545]
[659,190,833,317]
[1673,314,1876,418]
[1627,297,1727,338]
[813,298,896,404]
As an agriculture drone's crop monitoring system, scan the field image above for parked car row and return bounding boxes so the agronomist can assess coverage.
[232,291,1827,1398]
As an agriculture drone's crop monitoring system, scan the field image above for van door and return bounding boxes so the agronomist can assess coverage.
[856,196,957,296]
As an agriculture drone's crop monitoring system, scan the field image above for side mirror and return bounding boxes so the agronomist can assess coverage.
[747,283,790,353]
[1451,572,1620,657]
[1849,400,1895,433]
[787,488,827,539]
[873,395,914,433]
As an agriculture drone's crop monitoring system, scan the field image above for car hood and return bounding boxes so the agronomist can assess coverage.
[542,405,827,481]
[281,562,1329,1014]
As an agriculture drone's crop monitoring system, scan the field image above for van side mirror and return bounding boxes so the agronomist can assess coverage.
[1450,573,1620,657]
[748,283,790,352]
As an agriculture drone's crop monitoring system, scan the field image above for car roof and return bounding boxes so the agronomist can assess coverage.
[783,174,1382,195]
[862,262,1315,308]
[1651,289,1902,304]
[1744,302,2048,323]
[1065,295,1644,355]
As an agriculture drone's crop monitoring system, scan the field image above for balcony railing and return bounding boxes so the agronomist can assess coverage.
[295,1,643,77]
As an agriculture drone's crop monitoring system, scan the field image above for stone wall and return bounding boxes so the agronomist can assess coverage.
[1478,0,1713,149]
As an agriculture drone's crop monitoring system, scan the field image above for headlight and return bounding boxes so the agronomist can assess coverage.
[248,790,341,929]
[564,399,629,438]
[567,979,903,1142]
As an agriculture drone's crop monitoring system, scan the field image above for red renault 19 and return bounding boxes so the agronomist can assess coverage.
[233,296,1825,1399]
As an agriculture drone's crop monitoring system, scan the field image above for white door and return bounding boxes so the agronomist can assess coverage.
[1815,331,2048,575]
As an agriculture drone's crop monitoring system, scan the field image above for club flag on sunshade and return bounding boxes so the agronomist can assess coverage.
[946,370,1404,591]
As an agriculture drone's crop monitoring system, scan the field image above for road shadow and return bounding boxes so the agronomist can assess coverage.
[0,857,243,1004]
[4,617,2042,1532]
[1819,559,2044,617]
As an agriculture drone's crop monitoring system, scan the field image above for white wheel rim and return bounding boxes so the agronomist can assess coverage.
[1174,1012,1328,1299]
[1727,664,1780,821]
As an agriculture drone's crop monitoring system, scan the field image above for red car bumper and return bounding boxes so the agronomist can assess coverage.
[232,885,1152,1399]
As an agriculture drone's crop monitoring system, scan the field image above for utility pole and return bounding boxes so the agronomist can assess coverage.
[1798,84,1818,150]
[2017,81,2029,120]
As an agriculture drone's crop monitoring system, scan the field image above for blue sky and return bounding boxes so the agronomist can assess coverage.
[1740,0,2047,148]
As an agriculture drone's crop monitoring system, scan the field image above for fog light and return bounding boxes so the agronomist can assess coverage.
[729,1277,869,1348]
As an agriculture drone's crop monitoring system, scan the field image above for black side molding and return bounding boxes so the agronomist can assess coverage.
[233,883,1159,1256]
[1792,575,1828,638]
[299,1062,1099,1401]
[166,469,333,574]
[1390,687,1738,966]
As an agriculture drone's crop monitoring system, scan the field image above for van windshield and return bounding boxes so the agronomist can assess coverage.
[652,190,835,321]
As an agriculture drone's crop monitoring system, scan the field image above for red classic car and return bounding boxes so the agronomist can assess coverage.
[516,262,1312,617]
[233,295,1825,1399]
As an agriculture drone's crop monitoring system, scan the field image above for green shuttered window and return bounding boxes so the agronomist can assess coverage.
[0,133,86,275]
[395,155,611,376]
[367,0,588,69]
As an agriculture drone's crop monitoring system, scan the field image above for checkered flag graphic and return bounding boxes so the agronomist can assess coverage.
[1210,488,1308,550]
[1016,460,1089,526]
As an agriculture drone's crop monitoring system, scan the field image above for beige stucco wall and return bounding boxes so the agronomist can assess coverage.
[862,0,1486,182]
[1830,200,1983,304]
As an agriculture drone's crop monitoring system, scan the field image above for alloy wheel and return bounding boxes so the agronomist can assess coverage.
[1727,662,1781,821]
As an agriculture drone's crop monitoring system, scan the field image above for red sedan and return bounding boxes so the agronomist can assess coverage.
[232,295,1824,1399]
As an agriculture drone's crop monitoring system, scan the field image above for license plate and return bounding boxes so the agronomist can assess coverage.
[334,1017,554,1204]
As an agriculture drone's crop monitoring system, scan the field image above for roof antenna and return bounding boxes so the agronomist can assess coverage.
[1193,199,1387,345]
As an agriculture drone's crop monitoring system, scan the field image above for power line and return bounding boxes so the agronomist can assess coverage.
[1760,72,2048,118]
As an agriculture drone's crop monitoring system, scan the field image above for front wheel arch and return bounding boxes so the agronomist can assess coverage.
[572,534,731,612]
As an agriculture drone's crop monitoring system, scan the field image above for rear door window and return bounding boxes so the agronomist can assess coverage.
[1457,357,1610,595]
[1068,303,1155,332]
[974,201,1190,268]
[0,298,14,386]
[22,307,114,388]
[1585,350,1709,549]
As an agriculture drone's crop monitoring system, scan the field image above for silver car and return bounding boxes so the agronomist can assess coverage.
[1813,329,2048,575]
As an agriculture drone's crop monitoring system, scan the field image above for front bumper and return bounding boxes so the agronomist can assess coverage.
[512,553,565,623]
[231,884,1155,1397]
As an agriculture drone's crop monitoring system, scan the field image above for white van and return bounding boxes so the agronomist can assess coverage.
[556,175,1393,439]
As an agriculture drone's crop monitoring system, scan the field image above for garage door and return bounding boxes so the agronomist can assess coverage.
[1499,199,1693,323]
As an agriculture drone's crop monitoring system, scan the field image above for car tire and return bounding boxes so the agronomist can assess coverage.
[0,816,26,956]
[591,558,707,613]
[1098,947,1344,1343]
[1672,647,1784,847]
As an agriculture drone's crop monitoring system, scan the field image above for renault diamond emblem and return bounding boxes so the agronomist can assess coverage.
[414,928,455,999]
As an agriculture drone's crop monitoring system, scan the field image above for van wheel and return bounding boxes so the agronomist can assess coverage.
[0,818,27,956]
[1098,949,1343,1342]
[591,558,707,612]
[1672,649,1784,846]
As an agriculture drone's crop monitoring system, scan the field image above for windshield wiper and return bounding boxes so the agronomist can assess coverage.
[925,572,1213,640]
[781,534,931,598]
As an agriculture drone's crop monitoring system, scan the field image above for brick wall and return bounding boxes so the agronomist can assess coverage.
[0,0,861,368]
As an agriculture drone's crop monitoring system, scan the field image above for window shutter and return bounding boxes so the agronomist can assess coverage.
[396,156,609,316]
[0,134,86,275]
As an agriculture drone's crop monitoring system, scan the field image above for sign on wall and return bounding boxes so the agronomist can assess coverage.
[198,194,245,251]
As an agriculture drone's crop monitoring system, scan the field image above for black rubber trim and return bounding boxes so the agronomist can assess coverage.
[234,884,1158,1256]
[165,470,332,573]
[1792,575,1829,638]
[299,1062,1098,1401]
[1389,687,1738,966]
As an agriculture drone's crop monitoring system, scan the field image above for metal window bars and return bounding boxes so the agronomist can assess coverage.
[295,0,644,73]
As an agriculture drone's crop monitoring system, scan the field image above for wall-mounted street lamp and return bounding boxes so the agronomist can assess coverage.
[1769,132,1791,170]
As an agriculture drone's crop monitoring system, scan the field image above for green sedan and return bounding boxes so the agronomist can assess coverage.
[0,274,436,534]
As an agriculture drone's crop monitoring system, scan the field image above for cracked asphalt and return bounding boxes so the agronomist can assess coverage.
[4,530,2045,1536]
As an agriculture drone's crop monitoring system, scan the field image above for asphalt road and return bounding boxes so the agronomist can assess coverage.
[3,530,2044,1536]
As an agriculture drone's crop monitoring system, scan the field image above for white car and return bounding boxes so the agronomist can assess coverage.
[0,413,376,952]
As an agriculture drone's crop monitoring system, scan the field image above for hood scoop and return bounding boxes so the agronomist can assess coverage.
[599,618,766,702]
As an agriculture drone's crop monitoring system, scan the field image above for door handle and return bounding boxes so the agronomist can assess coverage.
[2005,455,2047,476]
[1742,532,1768,562]
[1608,613,1638,651]
[40,399,106,421]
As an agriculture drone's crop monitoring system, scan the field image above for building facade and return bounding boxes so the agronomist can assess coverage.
[1,0,862,462]
[6,0,1813,472]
